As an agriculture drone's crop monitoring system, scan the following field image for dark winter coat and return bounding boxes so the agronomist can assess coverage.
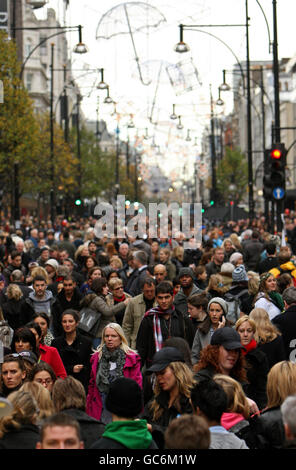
[1,297,31,330]
[243,347,269,411]
[136,307,194,368]
[142,391,193,449]
[0,423,40,449]
[272,304,296,360]
[257,335,286,370]
[51,331,93,392]
[61,408,105,449]
[256,406,285,449]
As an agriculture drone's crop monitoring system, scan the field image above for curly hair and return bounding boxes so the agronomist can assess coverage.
[149,361,195,422]
[193,344,248,384]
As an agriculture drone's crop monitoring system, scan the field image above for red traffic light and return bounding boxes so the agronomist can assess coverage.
[271,148,282,159]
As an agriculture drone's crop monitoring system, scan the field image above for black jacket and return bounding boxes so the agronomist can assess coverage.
[61,408,105,449]
[142,391,193,449]
[0,423,40,449]
[272,305,296,360]
[57,287,82,312]
[243,347,269,411]
[1,297,31,330]
[51,331,92,392]
[125,266,148,297]
[256,406,285,449]
[90,436,158,450]
[136,307,194,368]
[257,335,286,370]
[257,256,279,274]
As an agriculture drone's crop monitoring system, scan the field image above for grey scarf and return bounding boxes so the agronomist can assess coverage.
[96,344,126,394]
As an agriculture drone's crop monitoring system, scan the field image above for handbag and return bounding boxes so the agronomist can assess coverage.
[77,307,101,338]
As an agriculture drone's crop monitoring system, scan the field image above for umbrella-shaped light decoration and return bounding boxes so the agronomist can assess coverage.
[96,2,166,86]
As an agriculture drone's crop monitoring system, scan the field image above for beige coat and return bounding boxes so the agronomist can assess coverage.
[122,293,157,349]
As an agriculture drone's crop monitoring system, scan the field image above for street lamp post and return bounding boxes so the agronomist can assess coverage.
[11,23,87,224]
[174,10,254,219]
[50,43,55,224]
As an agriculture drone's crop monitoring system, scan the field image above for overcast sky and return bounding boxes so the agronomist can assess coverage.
[36,1,296,178]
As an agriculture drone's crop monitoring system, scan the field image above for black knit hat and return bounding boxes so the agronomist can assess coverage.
[105,377,143,418]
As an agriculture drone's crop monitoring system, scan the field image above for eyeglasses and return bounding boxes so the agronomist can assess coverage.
[113,286,123,291]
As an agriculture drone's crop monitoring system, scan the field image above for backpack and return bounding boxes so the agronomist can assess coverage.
[224,289,248,325]
[77,307,101,338]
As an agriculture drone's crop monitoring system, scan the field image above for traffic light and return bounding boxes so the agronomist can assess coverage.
[210,200,214,206]
[270,143,286,188]
[75,198,82,206]
[263,144,286,199]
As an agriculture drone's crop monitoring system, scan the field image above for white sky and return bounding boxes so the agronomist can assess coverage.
[36,0,296,180]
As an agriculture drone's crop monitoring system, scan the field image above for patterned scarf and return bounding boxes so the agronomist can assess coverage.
[144,305,175,352]
[96,344,126,394]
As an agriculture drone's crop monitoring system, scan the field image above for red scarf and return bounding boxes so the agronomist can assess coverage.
[114,294,126,303]
[242,338,257,355]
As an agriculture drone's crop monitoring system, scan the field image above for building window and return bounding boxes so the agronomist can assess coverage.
[25,38,33,58]
[40,37,47,56]
[26,73,33,91]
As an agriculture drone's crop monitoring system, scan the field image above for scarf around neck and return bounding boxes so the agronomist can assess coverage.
[144,305,175,352]
[268,291,284,312]
[242,338,257,356]
[96,344,126,394]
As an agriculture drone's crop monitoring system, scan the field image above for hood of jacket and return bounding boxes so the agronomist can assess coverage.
[28,289,53,303]
[102,420,152,449]
[221,412,245,430]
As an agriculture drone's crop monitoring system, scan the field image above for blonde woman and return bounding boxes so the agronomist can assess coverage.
[213,374,259,448]
[86,322,142,423]
[249,308,286,369]
[257,361,296,448]
[1,283,29,330]
[0,390,40,449]
[143,347,195,448]
[235,315,269,410]
[20,381,54,426]
[106,277,131,325]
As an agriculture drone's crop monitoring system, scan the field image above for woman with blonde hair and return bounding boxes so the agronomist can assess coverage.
[106,277,131,326]
[0,390,40,449]
[213,374,258,448]
[257,361,296,448]
[20,381,54,425]
[249,308,286,369]
[86,322,142,423]
[235,315,269,410]
[143,347,195,449]
[1,283,29,330]
[205,274,228,300]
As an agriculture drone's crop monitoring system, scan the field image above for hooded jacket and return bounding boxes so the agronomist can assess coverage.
[23,289,62,336]
[90,420,157,449]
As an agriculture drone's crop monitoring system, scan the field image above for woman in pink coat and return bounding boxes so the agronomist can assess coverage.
[86,322,142,423]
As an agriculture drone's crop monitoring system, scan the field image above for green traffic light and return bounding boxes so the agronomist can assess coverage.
[210,200,214,206]
[75,199,82,206]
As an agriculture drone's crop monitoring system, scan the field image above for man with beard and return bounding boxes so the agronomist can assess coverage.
[173,267,202,318]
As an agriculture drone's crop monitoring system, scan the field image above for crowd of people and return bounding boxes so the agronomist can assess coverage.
[0,213,296,449]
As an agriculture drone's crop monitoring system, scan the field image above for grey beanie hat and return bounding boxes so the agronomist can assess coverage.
[232,265,248,282]
[207,297,228,316]
[221,262,235,274]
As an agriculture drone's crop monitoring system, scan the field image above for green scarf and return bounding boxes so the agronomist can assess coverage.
[268,291,285,312]
[102,420,152,449]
